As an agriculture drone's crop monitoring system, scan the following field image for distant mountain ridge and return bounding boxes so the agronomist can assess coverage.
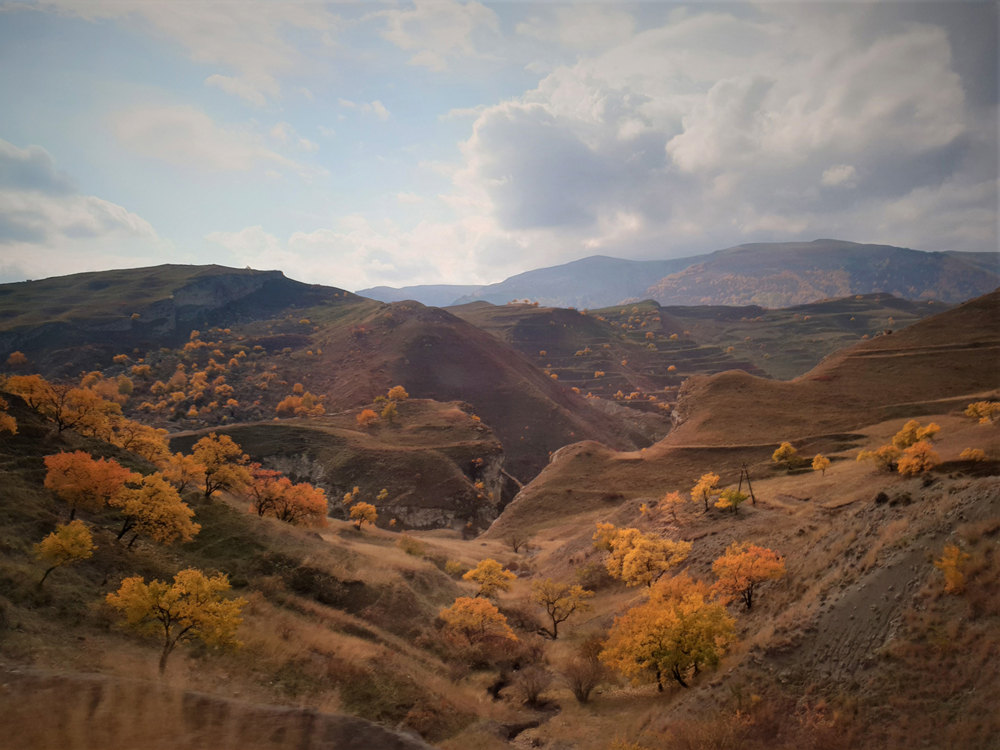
[357,240,999,309]
[356,283,483,307]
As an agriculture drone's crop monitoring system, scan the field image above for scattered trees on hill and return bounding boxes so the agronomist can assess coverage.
[897,441,941,476]
[109,474,200,547]
[44,451,138,519]
[463,558,517,598]
[593,523,691,587]
[34,520,95,587]
[600,572,735,689]
[691,472,720,512]
[530,578,594,639]
[275,391,325,417]
[711,541,786,610]
[7,374,121,434]
[192,433,251,498]
[439,596,517,645]
[106,568,246,675]
[966,401,1000,424]
[812,454,830,476]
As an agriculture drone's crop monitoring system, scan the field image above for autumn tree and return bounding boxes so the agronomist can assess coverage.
[892,420,940,450]
[857,444,901,472]
[772,442,802,468]
[192,433,251,498]
[934,544,970,593]
[600,573,735,689]
[463,558,517,598]
[530,578,595,639]
[559,636,607,704]
[6,351,28,367]
[44,451,138,519]
[965,401,1000,424]
[349,501,377,530]
[34,520,95,587]
[715,488,748,515]
[504,532,530,554]
[109,473,200,548]
[960,448,987,462]
[356,408,378,427]
[6,375,121,434]
[439,596,517,645]
[691,472,720,512]
[661,490,686,523]
[593,523,691,587]
[104,417,170,463]
[0,396,16,435]
[380,400,398,424]
[387,385,409,401]
[812,454,831,476]
[897,441,941,476]
[162,452,206,493]
[106,568,246,675]
[275,391,325,417]
[711,541,786,610]
[269,480,328,527]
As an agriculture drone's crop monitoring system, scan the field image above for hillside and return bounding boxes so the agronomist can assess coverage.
[644,239,999,307]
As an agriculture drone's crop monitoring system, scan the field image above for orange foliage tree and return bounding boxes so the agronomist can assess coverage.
[192,433,251,499]
[275,391,325,417]
[387,385,409,401]
[812,454,831,476]
[897,441,941,476]
[892,420,940,449]
[6,374,121,433]
[349,501,378,530]
[109,473,201,547]
[356,408,378,427]
[593,523,691,587]
[711,541,786,610]
[44,451,138,519]
[934,544,970,593]
[162,452,206,493]
[34,519,95,587]
[0,396,16,435]
[691,472,720,512]
[439,596,517,645]
[463,558,517,598]
[857,444,902,472]
[106,568,246,675]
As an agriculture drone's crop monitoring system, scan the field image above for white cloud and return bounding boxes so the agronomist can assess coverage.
[822,164,858,187]
[377,0,500,71]
[516,5,635,51]
[396,192,423,204]
[318,126,336,138]
[338,99,390,120]
[41,0,339,104]
[270,121,319,152]
[112,106,327,177]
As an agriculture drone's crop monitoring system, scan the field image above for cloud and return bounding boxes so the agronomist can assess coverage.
[112,106,327,176]
[269,122,319,152]
[338,99,390,120]
[516,5,635,51]
[0,138,156,246]
[318,126,336,138]
[205,74,267,107]
[377,0,500,71]
[822,164,858,188]
[41,0,339,104]
[396,192,423,204]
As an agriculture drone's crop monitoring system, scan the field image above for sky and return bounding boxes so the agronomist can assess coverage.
[0,1,996,291]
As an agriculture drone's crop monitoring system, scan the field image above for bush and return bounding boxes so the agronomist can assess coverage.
[396,534,426,557]
[444,559,466,577]
[509,665,553,707]
[560,657,605,704]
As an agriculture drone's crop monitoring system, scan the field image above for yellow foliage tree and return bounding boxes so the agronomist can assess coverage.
[897,441,941,476]
[691,472,720,512]
[892,420,941,449]
[812,454,831,476]
[711,541,786,610]
[772,442,800,467]
[109,473,200,548]
[439,596,517,645]
[162,452,206,493]
[349,501,378,530]
[106,568,245,674]
[661,490,686,523]
[192,433,251,499]
[463,558,517,598]
[600,572,735,689]
[934,544,970,593]
[593,523,691,587]
[960,448,987,462]
[387,385,409,401]
[34,520,95,587]
[104,416,170,463]
[6,374,121,434]
[381,400,398,424]
[857,444,901,472]
[531,578,595,639]
[715,488,748,515]
[965,401,1000,424]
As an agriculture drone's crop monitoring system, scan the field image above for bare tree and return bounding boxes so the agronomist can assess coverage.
[504,532,530,554]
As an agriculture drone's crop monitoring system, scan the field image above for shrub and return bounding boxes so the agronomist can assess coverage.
[509,665,553,707]
[397,534,426,557]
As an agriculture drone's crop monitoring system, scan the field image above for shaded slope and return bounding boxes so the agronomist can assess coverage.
[645,239,999,307]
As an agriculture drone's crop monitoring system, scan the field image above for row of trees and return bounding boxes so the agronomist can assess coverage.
[356,385,410,427]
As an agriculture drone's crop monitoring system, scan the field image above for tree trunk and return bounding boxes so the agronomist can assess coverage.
[69,508,76,521]
[672,665,689,688]
[159,639,175,676]
[127,532,140,550]
[38,565,58,588]
[116,517,133,541]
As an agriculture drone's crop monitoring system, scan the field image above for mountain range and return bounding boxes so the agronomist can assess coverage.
[357,239,1000,309]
